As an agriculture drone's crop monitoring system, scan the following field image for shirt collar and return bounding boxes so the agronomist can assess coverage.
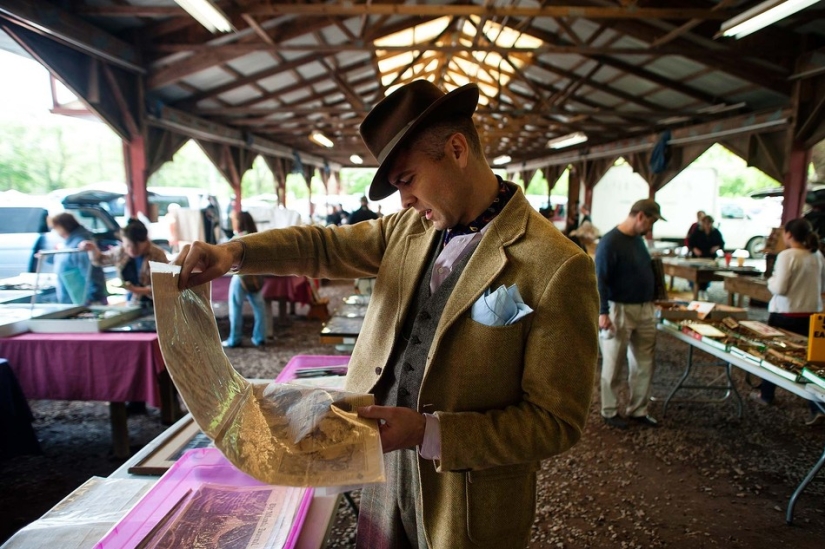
[444,176,513,245]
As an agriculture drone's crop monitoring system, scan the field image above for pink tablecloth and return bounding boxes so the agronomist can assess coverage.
[211,275,314,304]
[0,332,164,407]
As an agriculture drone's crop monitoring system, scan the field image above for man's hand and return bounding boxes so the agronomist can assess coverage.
[174,240,241,290]
[358,405,426,453]
[599,313,613,331]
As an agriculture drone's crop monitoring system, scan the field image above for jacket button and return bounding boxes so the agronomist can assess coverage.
[404,362,414,372]
[419,311,430,320]
[411,335,421,345]
[399,387,409,396]
[375,367,382,375]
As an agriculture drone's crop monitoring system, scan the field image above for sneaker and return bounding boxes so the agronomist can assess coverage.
[749,391,771,406]
[805,412,825,426]
[603,415,628,430]
[629,415,659,428]
[221,339,241,348]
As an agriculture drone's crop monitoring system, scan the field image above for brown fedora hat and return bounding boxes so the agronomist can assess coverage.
[359,80,479,200]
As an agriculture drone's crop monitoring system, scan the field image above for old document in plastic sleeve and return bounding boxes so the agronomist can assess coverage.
[150,262,385,488]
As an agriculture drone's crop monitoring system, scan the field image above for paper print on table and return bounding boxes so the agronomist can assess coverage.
[137,483,300,549]
[738,320,786,338]
[149,262,385,488]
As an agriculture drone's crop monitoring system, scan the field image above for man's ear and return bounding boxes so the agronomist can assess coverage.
[445,132,470,168]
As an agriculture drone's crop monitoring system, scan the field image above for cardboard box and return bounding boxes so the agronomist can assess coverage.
[0,304,84,338]
[655,300,697,320]
[686,301,748,320]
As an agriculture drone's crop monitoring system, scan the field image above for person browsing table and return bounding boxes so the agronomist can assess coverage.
[751,218,825,424]
[174,80,599,549]
[81,218,167,307]
[49,212,108,305]
[595,199,665,430]
[222,211,267,349]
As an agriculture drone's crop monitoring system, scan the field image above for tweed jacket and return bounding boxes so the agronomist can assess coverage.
[239,186,599,548]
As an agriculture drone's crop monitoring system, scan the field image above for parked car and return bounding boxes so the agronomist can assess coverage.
[0,196,121,279]
[53,186,222,250]
[714,197,781,258]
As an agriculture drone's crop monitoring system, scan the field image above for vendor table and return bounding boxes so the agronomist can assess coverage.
[0,355,352,549]
[0,332,182,459]
[320,297,366,349]
[657,323,825,524]
[720,273,825,308]
[718,272,772,306]
[661,259,761,300]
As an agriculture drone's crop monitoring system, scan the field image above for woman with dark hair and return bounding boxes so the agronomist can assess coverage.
[223,211,268,348]
[752,218,825,424]
[50,212,108,305]
[81,218,168,307]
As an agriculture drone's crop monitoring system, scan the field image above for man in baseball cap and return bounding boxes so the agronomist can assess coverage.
[595,198,665,431]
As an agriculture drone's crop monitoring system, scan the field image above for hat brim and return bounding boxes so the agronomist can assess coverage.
[367,84,480,201]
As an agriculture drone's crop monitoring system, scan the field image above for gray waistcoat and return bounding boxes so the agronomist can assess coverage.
[374,236,478,409]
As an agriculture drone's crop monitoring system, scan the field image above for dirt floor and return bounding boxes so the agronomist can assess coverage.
[1,279,824,548]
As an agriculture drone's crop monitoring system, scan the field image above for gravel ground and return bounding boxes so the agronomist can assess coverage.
[2,278,824,548]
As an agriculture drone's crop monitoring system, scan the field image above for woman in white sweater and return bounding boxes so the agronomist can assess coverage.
[752,218,825,424]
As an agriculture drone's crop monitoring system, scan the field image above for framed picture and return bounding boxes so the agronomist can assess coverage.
[128,415,213,476]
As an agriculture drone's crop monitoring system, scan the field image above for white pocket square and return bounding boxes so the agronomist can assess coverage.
[471,284,534,327]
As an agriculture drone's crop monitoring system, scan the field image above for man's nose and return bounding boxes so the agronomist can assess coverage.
[399,189,415,209]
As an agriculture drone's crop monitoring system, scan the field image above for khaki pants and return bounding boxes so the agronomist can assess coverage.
[599,301,657,418]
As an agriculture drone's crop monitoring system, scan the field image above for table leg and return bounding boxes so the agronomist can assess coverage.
[663,345,694,417]
[109,402,130,459]
[279,299,289,323]
[786,444,825,525]
[724,363,743,418]
[264,298,274,337]
[727,292,734,306]
[692,280,699,301]
[158,371,184,426]
[660,343,741,416]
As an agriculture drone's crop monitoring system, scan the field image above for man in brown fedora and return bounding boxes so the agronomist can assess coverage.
[174,80,598,549]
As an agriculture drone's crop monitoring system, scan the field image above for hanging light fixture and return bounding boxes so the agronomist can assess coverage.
[309,131,334,148]
[492,155,512,165]
[349,154,364,164]
[717,0,821,39]
[547,132,588,149]
[174,0,234,33]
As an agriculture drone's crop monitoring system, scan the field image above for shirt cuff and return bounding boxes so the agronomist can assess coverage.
[228,240,247,274]
[418,413,441,460]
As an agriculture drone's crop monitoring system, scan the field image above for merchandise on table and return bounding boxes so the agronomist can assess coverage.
[26,305,143,333]
[801,366,825,391]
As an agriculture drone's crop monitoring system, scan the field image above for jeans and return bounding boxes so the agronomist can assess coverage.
[228,275,267,346]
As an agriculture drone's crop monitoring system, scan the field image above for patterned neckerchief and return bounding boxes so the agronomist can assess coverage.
[444,176,513,246]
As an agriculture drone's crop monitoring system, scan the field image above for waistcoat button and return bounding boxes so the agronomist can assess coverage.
[375,367,382,375]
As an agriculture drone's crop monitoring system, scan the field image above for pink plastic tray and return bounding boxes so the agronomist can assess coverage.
[276,354,351,382]
[95,448,313,549]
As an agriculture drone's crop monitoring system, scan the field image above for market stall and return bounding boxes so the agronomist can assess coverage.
[657,318,825,524]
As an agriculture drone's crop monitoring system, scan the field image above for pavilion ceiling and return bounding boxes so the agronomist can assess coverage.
[1,1,824,170]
